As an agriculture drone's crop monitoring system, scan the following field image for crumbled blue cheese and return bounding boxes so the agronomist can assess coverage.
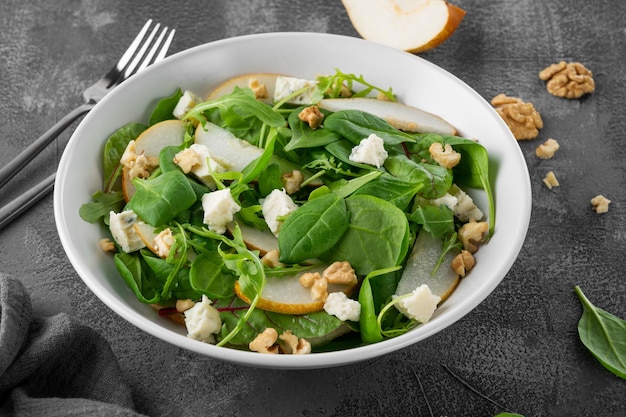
[184,295,222,344]
[201,189,241,234]
[393,284,440,324]
[323,292,361,322]
[261,188,298,236]
[273,76,319,105]
[432,185,483,222]
[172,90,202,119]
[108,210,146,253]
[348,133,388,168]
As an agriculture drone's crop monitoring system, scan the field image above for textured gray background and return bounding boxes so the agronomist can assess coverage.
[1,0,625,416]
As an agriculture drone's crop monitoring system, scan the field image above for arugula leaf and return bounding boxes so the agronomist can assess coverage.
[316,69,396,101]
[575,286,626,379]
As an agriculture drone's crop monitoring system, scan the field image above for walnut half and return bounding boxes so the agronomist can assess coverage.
[491,94,543,141]
[539,61,595,99]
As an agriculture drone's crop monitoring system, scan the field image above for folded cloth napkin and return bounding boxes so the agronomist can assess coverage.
[0,274,146,416]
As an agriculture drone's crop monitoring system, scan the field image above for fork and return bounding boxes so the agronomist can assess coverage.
[0,20,175,230]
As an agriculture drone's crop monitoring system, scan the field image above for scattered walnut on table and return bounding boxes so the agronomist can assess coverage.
[543,171,560,189]
[491,94,543,141]
[539,61,595,99]
[591,195,611,214]
[429,142,461,169]
[536,138,560,160]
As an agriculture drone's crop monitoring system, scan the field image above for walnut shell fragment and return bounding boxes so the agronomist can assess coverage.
[539,61,595,99]
[491,94,543,140]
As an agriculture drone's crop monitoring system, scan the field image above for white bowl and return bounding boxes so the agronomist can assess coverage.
[54,32,531,369]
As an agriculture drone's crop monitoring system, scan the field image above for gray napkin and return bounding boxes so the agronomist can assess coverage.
[0,274,146,416]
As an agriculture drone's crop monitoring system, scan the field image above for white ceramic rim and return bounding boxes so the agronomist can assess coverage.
[54,32,531,369]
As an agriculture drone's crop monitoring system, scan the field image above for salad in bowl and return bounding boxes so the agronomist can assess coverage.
[55,33,530,368]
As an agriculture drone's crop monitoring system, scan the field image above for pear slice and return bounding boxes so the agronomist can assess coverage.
[206,73,281,103]
[227,221,278,256]
[234,265,358,315]
[318,97,456,135]
[133,221,159,253]
[341,0,465,53]
[395,229,460,302]
[121,119,187,201]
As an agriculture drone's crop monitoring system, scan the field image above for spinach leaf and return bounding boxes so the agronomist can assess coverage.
[384,155,452,199]
[325,140,377,171]
[409,204,456,238]
[575,286,626,379]
[103,122,147,191]
[279,193,349,264]
[257,163,283,197]
[149,88,183,125]
[284,107,341,152]
[324,195,410,276]
[351,173,421,211]
[128,170,197,226]
[142,253,201,301]
[324,110,414,145]
[79,190,124,224]
[215,296,349,348]
[189,251,237,298]
[114,252,160,303]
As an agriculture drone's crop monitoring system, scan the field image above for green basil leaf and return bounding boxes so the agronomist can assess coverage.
[278,192,349,264]
[575,286,626,380]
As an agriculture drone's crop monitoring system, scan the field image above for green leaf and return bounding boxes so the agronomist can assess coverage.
[128,170,197,226]
[409,204,456,238]
[102,122,147,191]
[575,286,626,380]
[149,88,183,125]
[384,155,452,199]
[284,107,341,152]
[189,251,237,299]
[79,190,124,223]
[324,195,410,276]
[324,110,414,146]
[351,172,421,211]
[279,193,349,264]
[114,252,160,303]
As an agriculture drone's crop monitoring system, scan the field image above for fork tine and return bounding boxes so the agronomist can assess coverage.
[107,19,153,86]
[122,23,161,79]
[136,25,175,73]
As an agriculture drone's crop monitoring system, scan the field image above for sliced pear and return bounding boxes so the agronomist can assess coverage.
[342,0,465,53]
[133,221,159,253]
[235,265,358,315]
[206,73,282,103]
[121,119,187,201]
[227,221,278,256]
[318,97,456,135]
[395,229,460,302]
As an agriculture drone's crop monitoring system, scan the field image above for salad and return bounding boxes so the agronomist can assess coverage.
[80,70,494,354]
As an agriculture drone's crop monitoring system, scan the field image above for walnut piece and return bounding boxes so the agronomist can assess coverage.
[248,78,268,100]
[539,61,595,99]
[322,261,357,285]
[451,250,475,278]
[591,195,611,214]
[458,219,489,253]
[429,142,461,169]
[173,147,201,174]
[281,170,305,194]
[249,328,280,354]
[120,140,158,180]
[176,299,195,313]
[299,272,328,301]
[491,94,543,140]
[278,330,312,354]
[543,171,559,189]
[153,228,175,258]
[298,105,324,129]
[536,138,560,160]
[261,249,283,268]
[99,238,115,253]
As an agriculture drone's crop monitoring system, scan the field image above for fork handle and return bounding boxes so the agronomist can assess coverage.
[0,102,94,189]
[0,172,56,231]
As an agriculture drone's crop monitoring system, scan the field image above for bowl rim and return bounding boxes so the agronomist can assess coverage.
[54,31,531,369]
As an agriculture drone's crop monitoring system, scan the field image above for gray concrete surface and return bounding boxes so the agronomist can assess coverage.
[1,1,625,416]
